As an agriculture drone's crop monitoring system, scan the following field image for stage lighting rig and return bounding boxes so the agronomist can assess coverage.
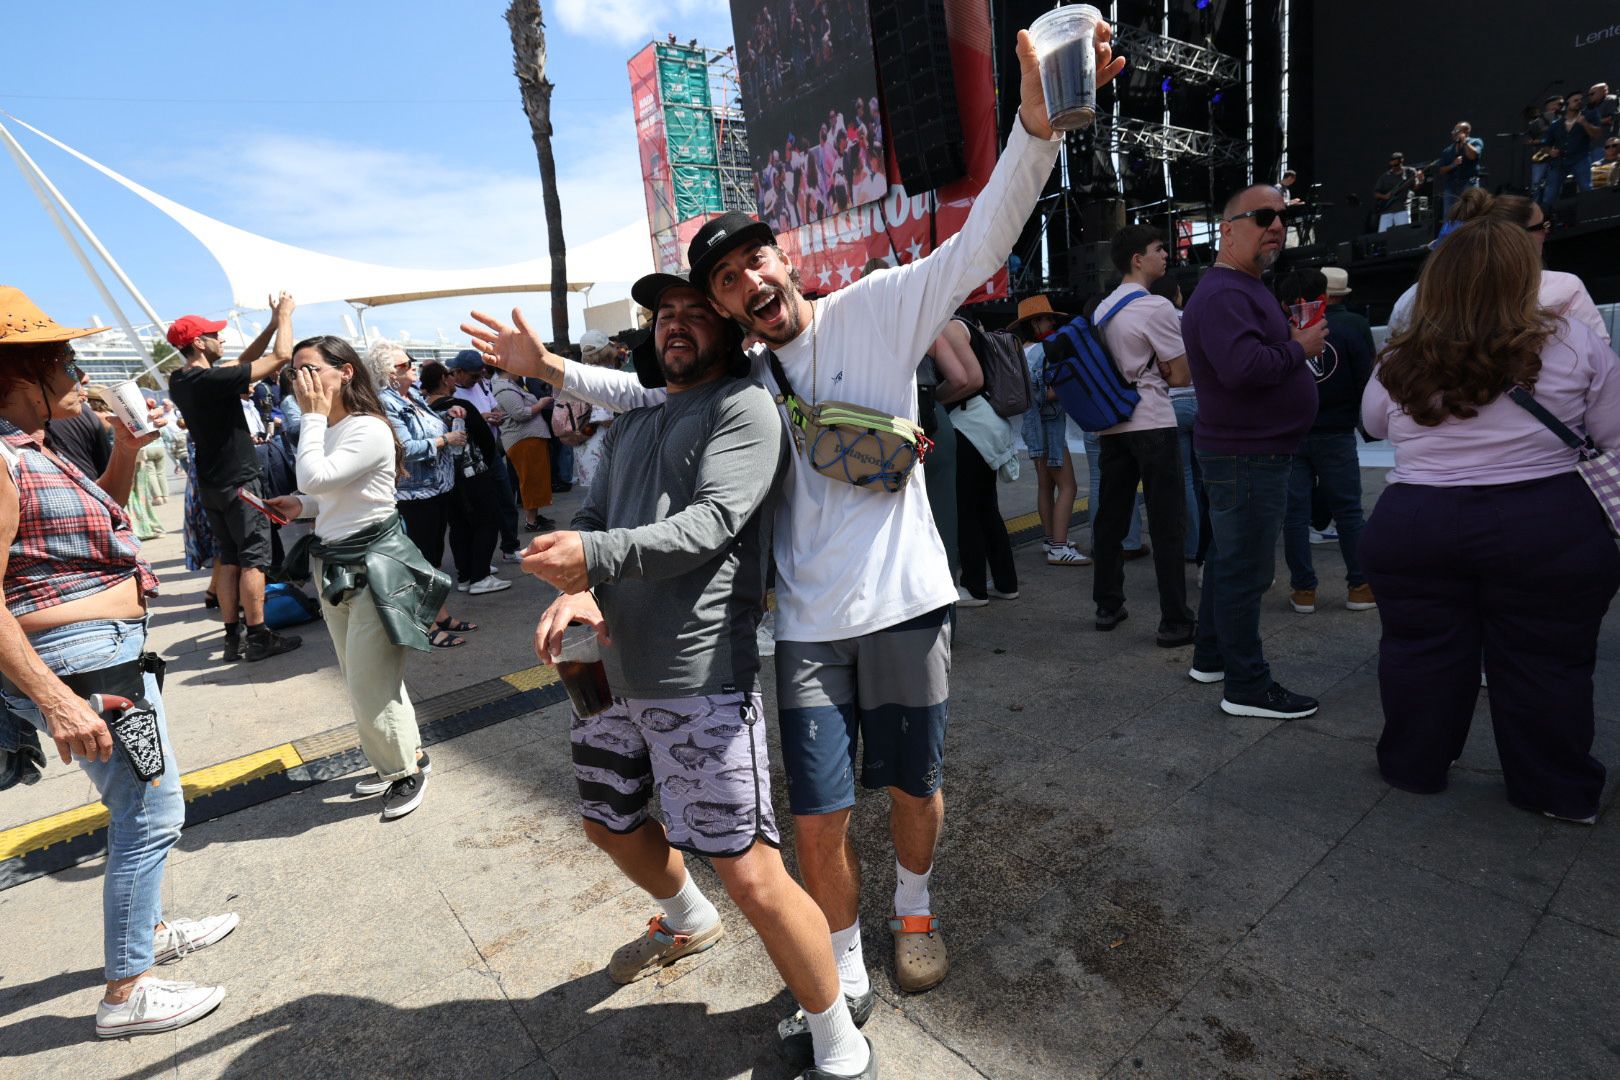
[1110,23,1240,88]
[1092,115,1245,166]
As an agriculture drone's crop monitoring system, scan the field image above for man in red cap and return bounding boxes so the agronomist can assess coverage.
[166,295,302,662]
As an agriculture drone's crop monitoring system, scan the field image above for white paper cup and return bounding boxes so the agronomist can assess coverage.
[99,380,157,437]
[1029,4,1102,132]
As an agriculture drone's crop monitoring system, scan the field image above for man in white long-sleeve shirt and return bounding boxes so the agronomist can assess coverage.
[466,21,1124,1032]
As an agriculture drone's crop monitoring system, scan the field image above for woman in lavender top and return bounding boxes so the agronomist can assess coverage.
[1360,215,1620,824]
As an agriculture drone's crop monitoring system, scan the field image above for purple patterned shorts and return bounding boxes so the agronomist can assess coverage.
[570,690,779,857]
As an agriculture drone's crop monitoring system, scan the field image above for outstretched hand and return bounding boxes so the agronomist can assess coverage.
[460,308,563,383]
[521,530,590,594]
[1016,22,1126,140]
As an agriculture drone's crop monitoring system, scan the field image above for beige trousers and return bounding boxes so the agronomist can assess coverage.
[313,558,422,781]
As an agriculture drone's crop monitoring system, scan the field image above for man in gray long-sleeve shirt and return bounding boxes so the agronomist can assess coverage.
[531,274,874,1080]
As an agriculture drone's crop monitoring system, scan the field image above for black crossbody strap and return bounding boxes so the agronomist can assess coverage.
[765,350,810,432]
[1506,386,1596,455]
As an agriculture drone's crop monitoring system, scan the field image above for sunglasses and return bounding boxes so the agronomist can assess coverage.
[1226,207,1288,228]
[1525,219,1554,233]
[64,360,84,382]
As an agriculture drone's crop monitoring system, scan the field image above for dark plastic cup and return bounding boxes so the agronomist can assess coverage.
[555,624,612,718]
[1029,5,1102,132]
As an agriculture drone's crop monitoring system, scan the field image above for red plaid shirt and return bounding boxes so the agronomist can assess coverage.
[0,421,159,617]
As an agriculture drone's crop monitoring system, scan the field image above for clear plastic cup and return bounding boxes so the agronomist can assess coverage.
[1288,300,1326,329]
[555,624,612,718]
[1028,4,1102,132]
[99,380,158,437]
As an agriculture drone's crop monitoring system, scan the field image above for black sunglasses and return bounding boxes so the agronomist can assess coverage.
[1525,219,1555,233]
[1226,207,1287,228]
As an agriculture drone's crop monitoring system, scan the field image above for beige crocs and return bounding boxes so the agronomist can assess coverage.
[607,914,724,985]
[889,913,948,992]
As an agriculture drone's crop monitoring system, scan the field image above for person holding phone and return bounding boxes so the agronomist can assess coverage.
[0,287,238,1037]
[266,337,449,822]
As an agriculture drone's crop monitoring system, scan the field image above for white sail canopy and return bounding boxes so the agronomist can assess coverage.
[9,116,654,309]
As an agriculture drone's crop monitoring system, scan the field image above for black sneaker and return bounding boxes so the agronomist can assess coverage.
[354,752,431,797]
[222,625,244,662]
[381,772,427,820]
[1095,606,1128,631]
[1156,623,1196,648]
[1221,682,1319,720]
[794,1037,876,1080]
[244,628,302,662]
[778,987,876,1069]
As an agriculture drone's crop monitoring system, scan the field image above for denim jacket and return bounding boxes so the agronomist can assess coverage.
[380,386,454,500]
[1020,340,1062,448]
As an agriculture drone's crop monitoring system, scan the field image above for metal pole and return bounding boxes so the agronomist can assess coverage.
[1244,0,1255,184]
[0,120,164,382]
[0,115,168,334]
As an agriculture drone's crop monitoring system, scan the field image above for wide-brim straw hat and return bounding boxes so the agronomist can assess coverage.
[0,286,112,346]
[1008,294,1073,334]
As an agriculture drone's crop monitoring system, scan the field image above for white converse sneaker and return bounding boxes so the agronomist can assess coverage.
[153,913,240,965]
[468,574,513,595]
[96,976,225,1038]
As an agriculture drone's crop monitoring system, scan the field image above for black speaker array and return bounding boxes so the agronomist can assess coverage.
[869,0,966,194]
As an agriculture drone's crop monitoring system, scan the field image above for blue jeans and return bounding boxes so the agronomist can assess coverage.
[1283,432,1367,590]
[1,618,183,980]
[1084,431,1142,550]
[1193,453,1293,696]
[1172,395,1201,560]
[1530,160,1555,206]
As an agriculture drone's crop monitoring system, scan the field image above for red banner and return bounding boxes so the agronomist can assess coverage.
[774,0,1006,302]
[628,45,678,242]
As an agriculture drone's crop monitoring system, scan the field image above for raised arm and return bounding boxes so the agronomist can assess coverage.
[463,307,657,413]
[248,292,296,384]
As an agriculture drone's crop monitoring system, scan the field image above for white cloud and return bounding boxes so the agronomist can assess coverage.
[553,0,731,48]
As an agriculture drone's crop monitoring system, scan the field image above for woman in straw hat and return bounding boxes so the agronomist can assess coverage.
[0,287,237,1037]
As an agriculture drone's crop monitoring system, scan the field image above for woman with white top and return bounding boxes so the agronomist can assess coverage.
[1361,215,1620,825]
[267,336,450,821]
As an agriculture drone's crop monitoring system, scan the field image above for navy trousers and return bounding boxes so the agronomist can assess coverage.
[1361,473,1619,818]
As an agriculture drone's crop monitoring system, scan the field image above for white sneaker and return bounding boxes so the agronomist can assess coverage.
[956,586,988,608]
[500,552,524,564]
[1309,528,1339,545]
[468,574,512,595]
[152,913,240,965]
[1047,543,1091,566]
[96,977,225,1038]
[456,581,471,592]
[987,587,1020,600]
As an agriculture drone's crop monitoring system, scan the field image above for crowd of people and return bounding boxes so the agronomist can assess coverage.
[1,14,1617,1080]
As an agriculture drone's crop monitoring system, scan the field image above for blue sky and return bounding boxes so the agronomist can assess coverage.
[3,0,738,344]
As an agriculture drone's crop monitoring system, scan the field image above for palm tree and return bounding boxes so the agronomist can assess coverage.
[505,0,570,347]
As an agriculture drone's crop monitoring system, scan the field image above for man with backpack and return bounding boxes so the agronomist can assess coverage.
[1091,225,1195,645]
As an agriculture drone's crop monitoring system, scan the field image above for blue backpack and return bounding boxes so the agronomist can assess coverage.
[1042,291,1149,433]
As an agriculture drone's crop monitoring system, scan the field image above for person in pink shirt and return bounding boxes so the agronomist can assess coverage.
[1361,215,1620,825]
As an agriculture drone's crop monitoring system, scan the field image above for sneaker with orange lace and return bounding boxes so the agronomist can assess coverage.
[606,913,724,985]
[888,913,948,993]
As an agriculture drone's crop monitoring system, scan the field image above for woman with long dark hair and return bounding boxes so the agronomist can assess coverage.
[419,360,508,594]
[1361,216,1620,824]
[266,336,449,821]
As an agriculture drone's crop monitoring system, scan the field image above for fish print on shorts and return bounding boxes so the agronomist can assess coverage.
[683,800,751,839]
[641,706,698,734]
[668,733,729,769]
[660,774,707,799]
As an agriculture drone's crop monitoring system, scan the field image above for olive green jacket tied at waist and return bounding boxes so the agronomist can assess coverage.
[284,512,450,652]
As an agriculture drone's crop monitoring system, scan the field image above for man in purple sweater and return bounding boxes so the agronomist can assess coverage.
[1180,184,1328,720]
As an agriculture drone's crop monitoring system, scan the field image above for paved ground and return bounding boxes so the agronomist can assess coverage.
[2,461,1618,1079]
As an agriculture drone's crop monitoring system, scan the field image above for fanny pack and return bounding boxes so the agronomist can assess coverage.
[60,653,168,783]
[766,350,931,494]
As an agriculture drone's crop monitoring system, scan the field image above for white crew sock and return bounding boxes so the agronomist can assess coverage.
[805,993,870,1075]
[893,859,933,918]
[653,874,719,935]
[830,919,871,998]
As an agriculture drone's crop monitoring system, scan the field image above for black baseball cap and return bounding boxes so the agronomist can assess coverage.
[686,211,777,295]
[627,271,748,388]
[630,272,698,313]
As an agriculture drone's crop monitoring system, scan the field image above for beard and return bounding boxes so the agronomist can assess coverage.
[1258,247,1280,271]
[739,278,806,346]
[659,338,728,387]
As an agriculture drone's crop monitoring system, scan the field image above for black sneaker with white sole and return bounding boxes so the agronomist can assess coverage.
[354,752,431,797]
[380,771,427,820]
[778,987,877,1069]
[1221,682,1318,720]
[1188,659,1225,683]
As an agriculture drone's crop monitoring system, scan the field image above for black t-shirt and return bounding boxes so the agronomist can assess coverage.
[169,363,258,490]
[1313,309,1376,433]
[47,403,113,478]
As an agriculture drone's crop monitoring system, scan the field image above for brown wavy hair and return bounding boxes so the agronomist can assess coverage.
[1376,216,1554,426]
